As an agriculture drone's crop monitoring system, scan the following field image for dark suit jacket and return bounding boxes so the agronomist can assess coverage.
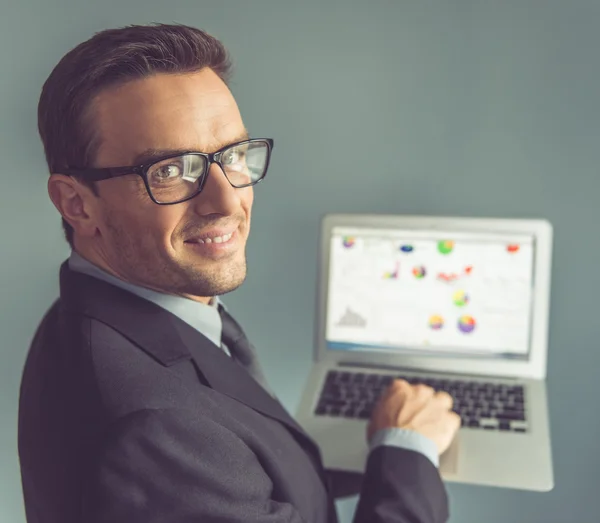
[18,262,449,523]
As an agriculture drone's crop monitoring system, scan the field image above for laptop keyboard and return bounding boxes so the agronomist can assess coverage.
[314,370,528,433]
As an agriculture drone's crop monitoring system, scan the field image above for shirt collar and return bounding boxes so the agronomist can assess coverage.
[67,250,223,348]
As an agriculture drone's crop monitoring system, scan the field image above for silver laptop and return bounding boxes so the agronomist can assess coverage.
[296,214,554,491]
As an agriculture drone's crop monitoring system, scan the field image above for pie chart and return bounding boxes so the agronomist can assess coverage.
[342,236,355,248]
[453,290,469,307]
[429,315,444,330]
[458,315,476,334]
[412,266,427,279]
[438,240,455,255]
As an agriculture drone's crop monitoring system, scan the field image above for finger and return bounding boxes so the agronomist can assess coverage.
[371,379,407,414]
[383,379,412,405]
[413,383,435,400]
[378,379,409,401]
[390,378,410,391]
[448,411,462,430]
[433,390,454,410]
[367,380,410,441]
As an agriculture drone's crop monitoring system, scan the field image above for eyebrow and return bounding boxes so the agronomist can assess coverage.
[131,129,250,165]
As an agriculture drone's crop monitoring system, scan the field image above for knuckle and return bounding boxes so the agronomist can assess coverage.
[437,391,453,403]
[415,383,433,394]
[450,412,462,426]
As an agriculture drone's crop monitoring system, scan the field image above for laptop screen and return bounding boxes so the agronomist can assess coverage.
[326,226,536,360]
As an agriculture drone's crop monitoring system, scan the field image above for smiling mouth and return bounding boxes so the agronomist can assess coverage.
[187,232,233,245]
[184,226,238,245]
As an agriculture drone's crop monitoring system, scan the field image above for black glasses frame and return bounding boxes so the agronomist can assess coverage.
[62,138,274,205]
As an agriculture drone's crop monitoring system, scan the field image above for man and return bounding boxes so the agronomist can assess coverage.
[18,24,460,523]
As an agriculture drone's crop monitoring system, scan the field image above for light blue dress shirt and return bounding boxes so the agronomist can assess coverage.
[68,250,439,467]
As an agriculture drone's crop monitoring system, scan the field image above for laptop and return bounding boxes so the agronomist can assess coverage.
[296,214,554,491]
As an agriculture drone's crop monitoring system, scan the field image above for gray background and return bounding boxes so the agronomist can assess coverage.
[1,1,598,522]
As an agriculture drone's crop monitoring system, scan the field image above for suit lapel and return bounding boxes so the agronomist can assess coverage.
[171,316,309,436]
[59,262,326,480]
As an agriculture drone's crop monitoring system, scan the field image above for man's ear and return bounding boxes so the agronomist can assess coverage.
[47,174,99,239]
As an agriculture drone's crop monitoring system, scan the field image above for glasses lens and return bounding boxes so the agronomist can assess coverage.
[221,141,269,187]
[147,154,207,203]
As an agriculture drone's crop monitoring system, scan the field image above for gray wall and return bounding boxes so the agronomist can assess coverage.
[1,1,598,521]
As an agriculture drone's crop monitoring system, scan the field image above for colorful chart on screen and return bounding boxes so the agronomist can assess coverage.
[428,315,444,330]
[383,262,400,280]
[413,266,427,279]
[326,227,534,356]
[453,290,469,307]
[458,315,476,334]
[437,240,454,255]
[342,236,355,248]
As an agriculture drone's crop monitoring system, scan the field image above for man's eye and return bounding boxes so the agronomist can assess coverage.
[223,150,244,164]
[153,164,182,180]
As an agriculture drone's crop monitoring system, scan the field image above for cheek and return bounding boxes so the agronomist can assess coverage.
[150,207,188,245]
[241,187,254,220]
[103,193,184,247]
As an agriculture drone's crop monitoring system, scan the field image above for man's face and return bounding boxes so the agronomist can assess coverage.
[83,69,253,300]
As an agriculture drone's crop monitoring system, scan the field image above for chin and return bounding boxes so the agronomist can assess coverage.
[182,258,247,297]
[213,277,245,297]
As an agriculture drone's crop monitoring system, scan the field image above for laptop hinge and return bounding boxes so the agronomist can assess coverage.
[337,361,521,381]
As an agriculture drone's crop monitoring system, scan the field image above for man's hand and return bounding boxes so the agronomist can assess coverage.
[367,379,461,455]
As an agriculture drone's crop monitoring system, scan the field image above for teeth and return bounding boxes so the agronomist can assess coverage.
[193,232,233,245]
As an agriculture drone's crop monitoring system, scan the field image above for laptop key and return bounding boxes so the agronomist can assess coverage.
[315,404,327,415]
[347,402,361,412]
[323,398,346,408]
[321,390,342,401]
[357,409,371,419]
[496,411,525,421]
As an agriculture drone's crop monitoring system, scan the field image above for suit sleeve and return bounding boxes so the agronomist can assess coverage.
[82,408,307,523]
[353,446,450,523]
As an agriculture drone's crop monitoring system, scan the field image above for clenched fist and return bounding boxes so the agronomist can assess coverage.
[367,379,461,455]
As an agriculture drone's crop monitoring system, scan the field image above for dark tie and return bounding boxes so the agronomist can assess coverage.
[218,305,272,394]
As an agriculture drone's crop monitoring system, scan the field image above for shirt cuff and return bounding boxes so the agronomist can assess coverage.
[369,428,440,468]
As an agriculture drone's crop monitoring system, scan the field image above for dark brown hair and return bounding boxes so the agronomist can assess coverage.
[38,23,232,247]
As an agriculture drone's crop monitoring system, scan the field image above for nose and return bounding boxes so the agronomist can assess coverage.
[191,162,241,216]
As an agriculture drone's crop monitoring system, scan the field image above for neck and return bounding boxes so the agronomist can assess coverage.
[71,247,214,305]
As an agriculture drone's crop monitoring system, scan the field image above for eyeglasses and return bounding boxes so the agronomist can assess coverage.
[63,138,274,205]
